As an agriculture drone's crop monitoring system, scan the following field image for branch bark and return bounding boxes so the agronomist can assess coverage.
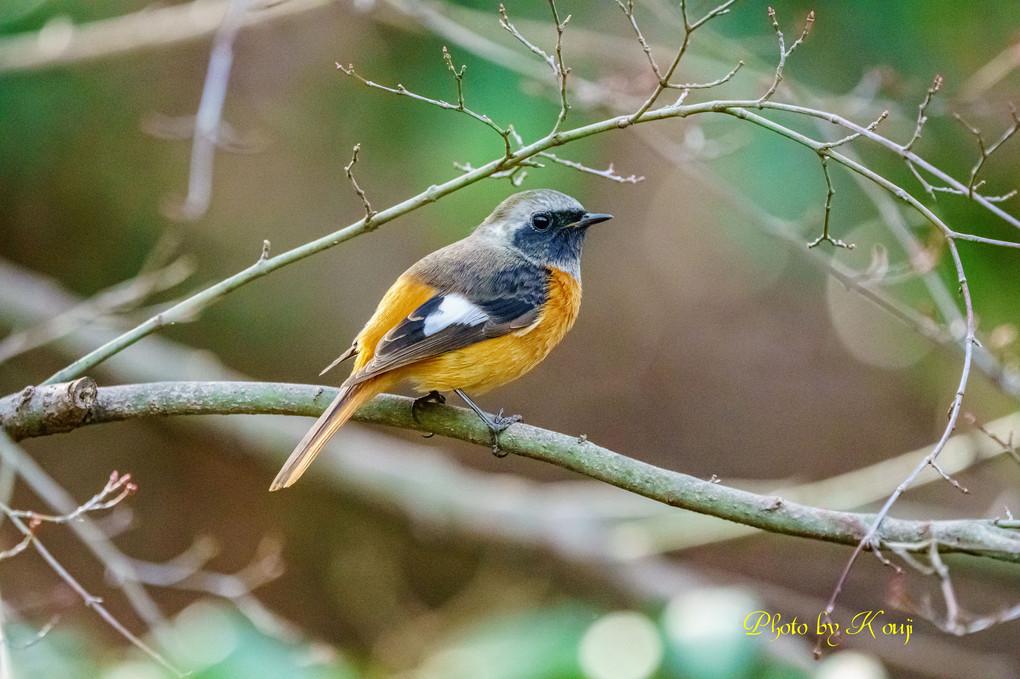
[3,380,1019,564]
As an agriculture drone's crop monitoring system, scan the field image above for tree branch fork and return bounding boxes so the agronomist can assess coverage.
[3,379,1018,564]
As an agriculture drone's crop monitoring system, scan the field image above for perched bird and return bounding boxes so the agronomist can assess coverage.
[270,189,612,490]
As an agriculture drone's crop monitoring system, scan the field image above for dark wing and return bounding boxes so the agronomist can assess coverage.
[343,266,548,387]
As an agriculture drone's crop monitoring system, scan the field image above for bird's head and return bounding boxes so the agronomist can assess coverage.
[473,189,613,277]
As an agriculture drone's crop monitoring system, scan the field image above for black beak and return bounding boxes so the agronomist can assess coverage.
[574,212,613,228]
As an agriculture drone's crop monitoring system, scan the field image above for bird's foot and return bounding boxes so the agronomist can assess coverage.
[453,390,522,458]
[486,409,523,458]
[412,390,446,421]
[412,391,446,437]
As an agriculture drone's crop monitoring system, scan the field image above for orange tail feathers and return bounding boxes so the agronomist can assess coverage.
[270,377,387,491]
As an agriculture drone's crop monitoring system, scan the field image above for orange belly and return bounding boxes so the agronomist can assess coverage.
[388,267,582,394]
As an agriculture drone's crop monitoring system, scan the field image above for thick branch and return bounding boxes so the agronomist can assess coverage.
[3,381,1019,563]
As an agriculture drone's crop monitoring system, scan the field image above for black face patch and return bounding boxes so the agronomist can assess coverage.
[513,209,589,270]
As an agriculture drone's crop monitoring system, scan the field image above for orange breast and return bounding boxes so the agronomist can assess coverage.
[400,267,583,394]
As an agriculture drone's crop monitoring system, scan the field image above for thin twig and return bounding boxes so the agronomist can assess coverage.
[616,0,662,78]
[498,3,557,75]
[756,7,814,105]
[904,75,943,152]
[336,59,512,157]
[819,110,888,150]
[889,537,1020,635]
[538,152,644,183]
[127,536,300,641]
[7,471,135,524]
[964,412,1020,465]
[626,0,739,122]
[0,476,183,676]
[0,433,176,653]
[441,46,465,109]
[807,155,855,250]
[499,2,571,134]
[952,104,1020,199]
[548,0,571,134]
[668,60,744,91]
[344,144,376,227]
[818,235,977,638]
[705,108,981,629]
[0,530,33,560]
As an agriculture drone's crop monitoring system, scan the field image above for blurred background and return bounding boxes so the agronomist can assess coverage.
[2,0,1020,677]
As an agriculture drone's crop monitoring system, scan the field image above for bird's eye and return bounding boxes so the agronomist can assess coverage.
[531,212,552,230]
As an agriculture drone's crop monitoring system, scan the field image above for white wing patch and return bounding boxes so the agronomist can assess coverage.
[422,294,489,336]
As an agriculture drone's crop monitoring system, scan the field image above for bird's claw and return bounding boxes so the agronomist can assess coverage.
[411,390,446,424]
[489,410,523,457]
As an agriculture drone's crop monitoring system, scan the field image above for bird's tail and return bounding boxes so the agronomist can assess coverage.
[269,377,385,491]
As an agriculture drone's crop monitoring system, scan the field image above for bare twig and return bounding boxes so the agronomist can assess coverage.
[441,46,465,109]
[498,3,557,75]
[0,530,33,560]
[964,412,1020,465]
[906,159,942,201]
[616,0,662,78]
[807,155,855,250]
[888,537,1020,635]
[819,110,888,150]
[499,2,571,134]
[452,161,536,187]
[952,104,1020,199]
[344,144,376,227]
[336,59,512,157]
[669,60,744,91]
[626,0,739,122]
[904,75,943,152]
[0,470,183,676]
[819,236,977,636]
[0,432,176,655]
[538,152,644,183]
[548,0,571,134]
[705,109,983,632]
[7,471,135,525]
[756,7,814,105]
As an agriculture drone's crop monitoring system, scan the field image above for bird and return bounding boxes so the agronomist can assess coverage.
[270,189,613,490]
